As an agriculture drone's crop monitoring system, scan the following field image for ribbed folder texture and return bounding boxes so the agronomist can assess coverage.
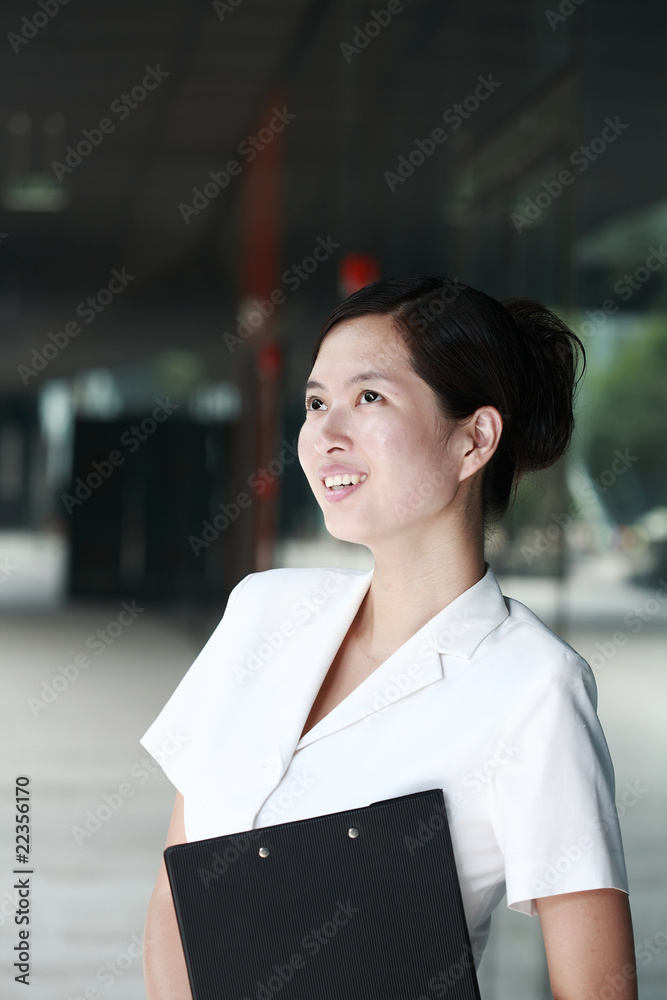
[164,788,480,1000]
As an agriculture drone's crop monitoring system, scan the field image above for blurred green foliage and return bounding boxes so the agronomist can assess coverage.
[577,317,667,523]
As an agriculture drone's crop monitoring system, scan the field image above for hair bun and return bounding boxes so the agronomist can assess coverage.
[500,296,585,475]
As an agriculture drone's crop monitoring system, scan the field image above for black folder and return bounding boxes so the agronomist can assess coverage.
[164,787,481,1000]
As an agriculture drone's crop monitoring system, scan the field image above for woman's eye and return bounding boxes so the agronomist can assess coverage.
[304,390,382,410]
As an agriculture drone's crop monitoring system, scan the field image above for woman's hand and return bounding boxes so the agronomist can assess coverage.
[536,888,637,1000]
[143,791,193,1000]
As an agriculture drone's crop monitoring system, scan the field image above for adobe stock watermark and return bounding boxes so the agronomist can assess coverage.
[70,732,188,846]
[8,0,70,54]
[359,614,473,729]
[360,664,424,727]
[0,884,22,930]
[212,0,243,21]
[51,67,169,182]
[532,780,648,895]
[339,0,412,62]
[391,462,460,522]
[232,569,351,682]
[223,235,341,353]
[417,942,482,999]
[0,556,18,583]
[576,244,667,341]
[450,740,521,809]
[402,743,520,847]
[405,279,467,332]
[189,437,300,556]
[60,397,179,513]
[403,797,452,857]
[511,115,629,232]
[198,829,265,888]
[545,0,586,30]
[65,932,144,999]
[636,918,667,970]
[520,448,638,565]
[530,835,595,893]
[587,580,667,673]
[17,267,135,386]
[255,773,316,825]
[591,780,649,836]
[425,613,474,655]
[179,106,296,224]
[27,601,144,717]
[384,74,502,192]
[592,915,667,1000]
[237,900,360,1000]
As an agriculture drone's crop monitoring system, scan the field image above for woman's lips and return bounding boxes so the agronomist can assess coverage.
[322,478,366,503]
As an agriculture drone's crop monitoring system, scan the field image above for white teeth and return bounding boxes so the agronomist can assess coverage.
[324,473,368,488]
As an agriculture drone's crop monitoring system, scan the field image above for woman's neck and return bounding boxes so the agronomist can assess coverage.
[351,519,486,660]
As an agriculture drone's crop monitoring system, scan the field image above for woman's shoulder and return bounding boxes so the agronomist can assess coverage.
[233,564,370,595]
[501,591,579,650]
[223,564,372,617]
[494,589,596,701]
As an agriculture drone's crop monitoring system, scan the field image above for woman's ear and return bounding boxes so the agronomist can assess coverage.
[457,406,503,483]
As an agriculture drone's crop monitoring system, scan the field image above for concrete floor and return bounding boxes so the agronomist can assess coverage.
[0,533,665,999]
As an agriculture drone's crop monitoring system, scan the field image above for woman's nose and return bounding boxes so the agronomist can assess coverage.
[314,406,352,452]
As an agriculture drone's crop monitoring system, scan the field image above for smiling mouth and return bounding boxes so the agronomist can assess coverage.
[323,473,368,489]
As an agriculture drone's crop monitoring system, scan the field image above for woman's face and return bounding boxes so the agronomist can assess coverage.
[297,313,466,547]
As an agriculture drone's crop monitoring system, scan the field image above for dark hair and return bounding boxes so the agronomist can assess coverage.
[310,273,585,527]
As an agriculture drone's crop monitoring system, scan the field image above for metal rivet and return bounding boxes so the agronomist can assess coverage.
[348,827,359,838]
[259,846,270,857]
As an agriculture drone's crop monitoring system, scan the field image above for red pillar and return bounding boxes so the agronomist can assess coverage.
[238,95,285,572]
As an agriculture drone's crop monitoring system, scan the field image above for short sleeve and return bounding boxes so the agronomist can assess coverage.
[139,573,252,794]
[490,645,629,916]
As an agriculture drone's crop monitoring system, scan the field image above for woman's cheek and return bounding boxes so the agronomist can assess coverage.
[365,415,406,457]
[297,422,311,471]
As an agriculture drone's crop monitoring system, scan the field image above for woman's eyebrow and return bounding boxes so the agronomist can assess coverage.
[303,369,397,393]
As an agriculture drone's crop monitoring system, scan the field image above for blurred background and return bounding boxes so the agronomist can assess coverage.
[1,0,666,997]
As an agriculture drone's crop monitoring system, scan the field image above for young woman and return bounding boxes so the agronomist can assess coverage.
[141,274,636,1000]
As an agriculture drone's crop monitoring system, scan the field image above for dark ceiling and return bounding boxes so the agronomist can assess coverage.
[2,0,666,395]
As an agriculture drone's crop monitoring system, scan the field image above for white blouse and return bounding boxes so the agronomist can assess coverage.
[140,562,629,965]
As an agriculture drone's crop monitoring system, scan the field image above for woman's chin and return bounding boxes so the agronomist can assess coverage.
[325,528,366,545]
[321,517,371,547]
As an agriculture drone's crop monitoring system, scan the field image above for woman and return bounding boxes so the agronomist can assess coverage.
[141,274,636,999]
